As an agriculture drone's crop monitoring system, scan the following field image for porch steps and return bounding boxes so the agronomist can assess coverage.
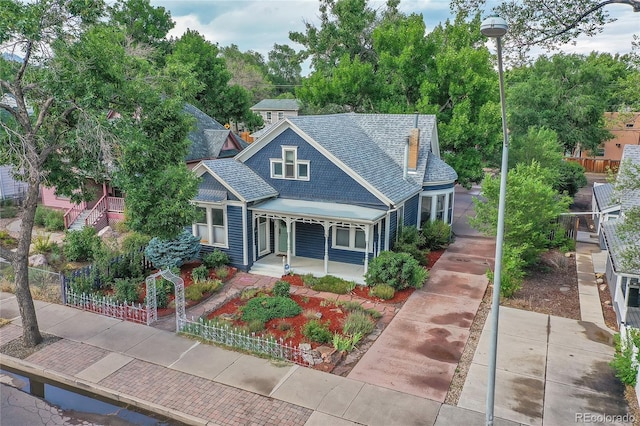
[68,211,90,231]
[248,262,284,279]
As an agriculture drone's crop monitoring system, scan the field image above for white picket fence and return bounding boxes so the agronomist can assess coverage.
[178,316,313,366]
[65,290,150,325]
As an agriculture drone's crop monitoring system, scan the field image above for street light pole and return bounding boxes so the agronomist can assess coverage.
[480,15,509,426]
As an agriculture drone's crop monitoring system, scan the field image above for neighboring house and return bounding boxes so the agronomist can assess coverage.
[0,166,28,202]
[596,145,640,328]
[570,112,640,172]
[41,103,246,231]
[250,99,300,126]
[1,94,31,202]
[190,113,458,283]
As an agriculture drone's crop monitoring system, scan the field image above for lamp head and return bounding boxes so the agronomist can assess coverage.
[481,15,508,38]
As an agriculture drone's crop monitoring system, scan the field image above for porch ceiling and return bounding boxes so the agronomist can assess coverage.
[251,198,386,223]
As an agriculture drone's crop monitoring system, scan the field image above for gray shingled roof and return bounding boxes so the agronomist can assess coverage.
[593,183,617,211]
[287,113,454,204]
[251,99,300,111]
[602,219,640,276]
[201,159,277,202]
[424,154,458,184]
[183,103,247,161]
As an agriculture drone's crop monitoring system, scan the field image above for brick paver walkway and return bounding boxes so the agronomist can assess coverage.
[25,338,314,425]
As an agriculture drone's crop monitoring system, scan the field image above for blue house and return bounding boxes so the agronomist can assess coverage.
[190,113,457,283]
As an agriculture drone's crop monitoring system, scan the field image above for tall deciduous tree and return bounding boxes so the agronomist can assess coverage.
[289,0,381,75]
[418,12,503,187]
[506,53,629,155]
[267,43,302,97]
[0,0,198,347]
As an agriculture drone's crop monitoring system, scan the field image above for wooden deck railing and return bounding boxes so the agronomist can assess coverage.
[107,196,125,213]
[63,202,85,229]
[85,195,107,228]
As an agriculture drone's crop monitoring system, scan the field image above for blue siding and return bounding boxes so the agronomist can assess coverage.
[293,222,376,266]
[388,210,398,248]
[201,173,239,201]
[244,128,386,209]
[200,205,246,270]
[295,222,324,260]
[404,195,419,227]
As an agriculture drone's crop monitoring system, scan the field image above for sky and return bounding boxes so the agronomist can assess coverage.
[151,0,639,73]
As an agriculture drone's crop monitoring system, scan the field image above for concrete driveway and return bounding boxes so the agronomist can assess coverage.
[458,307,631,426]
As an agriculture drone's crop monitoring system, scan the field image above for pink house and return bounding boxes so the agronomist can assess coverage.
[41,103,247,232]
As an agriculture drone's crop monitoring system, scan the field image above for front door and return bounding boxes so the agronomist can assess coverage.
[257,217,269,256]
[275,219,294,255]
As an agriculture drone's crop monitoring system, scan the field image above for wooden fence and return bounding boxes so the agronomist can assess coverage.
[565,157,620,174]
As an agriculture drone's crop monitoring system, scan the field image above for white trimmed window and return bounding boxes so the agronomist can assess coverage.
[333,226,368,251]
[193,204,227,247]
[270,146,310,181]
[278,112,284,120]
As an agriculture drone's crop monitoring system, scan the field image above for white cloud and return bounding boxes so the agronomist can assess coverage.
[165,0,638,62]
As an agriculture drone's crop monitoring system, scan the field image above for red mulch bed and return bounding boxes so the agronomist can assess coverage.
[202,249,446,348]
[206,293,350,349]
[279,249,445,304]
[151,261,236,317]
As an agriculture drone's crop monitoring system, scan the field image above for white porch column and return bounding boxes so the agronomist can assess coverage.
[241,204,248,267]
[286,218,292,267]
[623,276,629,324]
[364,225,370,274]
[323,222,329,274]
[384,212,390,251]
[443,191,450,224]
[252,213,257,262]
[377,222,382,256]
[430,196,437,222]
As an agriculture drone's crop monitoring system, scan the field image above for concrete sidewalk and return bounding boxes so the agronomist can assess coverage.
[1,293,516,426]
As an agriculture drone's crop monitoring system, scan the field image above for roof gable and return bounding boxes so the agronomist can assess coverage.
[236,113,455,205]
[194,159,278,203]
[184,103,244,162]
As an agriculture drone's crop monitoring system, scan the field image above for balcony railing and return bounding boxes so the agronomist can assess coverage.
[107,196,125,213]
[63,202,86,229]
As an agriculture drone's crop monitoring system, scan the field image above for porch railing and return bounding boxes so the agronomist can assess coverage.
[85,195,107,228]
[107,196,125,213]
[63,202,86,229]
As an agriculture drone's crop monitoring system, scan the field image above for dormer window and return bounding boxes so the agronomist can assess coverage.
[270,146,310,181]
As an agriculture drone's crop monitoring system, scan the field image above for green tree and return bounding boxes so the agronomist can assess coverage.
[0,0,197,347]
[509,127,587,197]
[506,53,625,156]
[166,29,231,121]
[108,0,174,47]
[267,43,302,97]
[371,12,433,111]
[221,44,274,103]
[418,12,503,187]
[289,0,382,75]
[471,162,573,264]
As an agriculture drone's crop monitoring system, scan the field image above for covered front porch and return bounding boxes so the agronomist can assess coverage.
[249,253,366,284]
[250,198,387,283]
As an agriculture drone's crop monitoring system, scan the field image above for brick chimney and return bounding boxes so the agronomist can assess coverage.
[408,115,420,170]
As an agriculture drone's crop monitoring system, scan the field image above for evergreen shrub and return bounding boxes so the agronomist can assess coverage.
[365,251,428,290]
[145,230,200,269]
